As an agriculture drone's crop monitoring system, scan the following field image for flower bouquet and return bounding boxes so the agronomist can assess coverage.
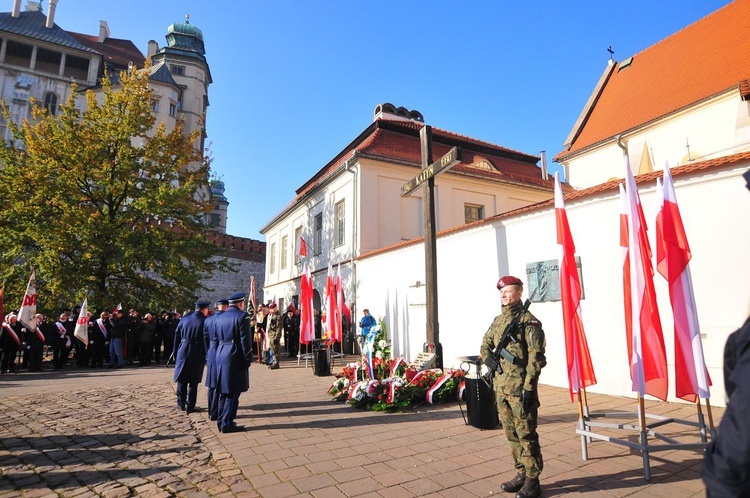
[327,317,464,411]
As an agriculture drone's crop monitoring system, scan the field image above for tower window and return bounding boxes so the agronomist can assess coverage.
[43,92,58,116]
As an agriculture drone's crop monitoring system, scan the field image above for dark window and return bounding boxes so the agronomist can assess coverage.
[314,213,323,254]
[43,92,58,115]
[464,204,485,223]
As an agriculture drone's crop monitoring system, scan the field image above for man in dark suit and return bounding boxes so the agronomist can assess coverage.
[213,292,253,433]
[204,298,228,421]
[173,300,209,413]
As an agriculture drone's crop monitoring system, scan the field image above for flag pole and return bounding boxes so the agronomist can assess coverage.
[703,398,716,438]
[694,399,708,443]
[581,386,592,443]
[577,389,589,460]
[637,396,651,481]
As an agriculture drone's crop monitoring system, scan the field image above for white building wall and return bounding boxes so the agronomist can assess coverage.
[565,93,750,189]
[357,165,750,407]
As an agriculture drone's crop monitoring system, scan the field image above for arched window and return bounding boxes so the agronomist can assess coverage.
[43,92,58,115]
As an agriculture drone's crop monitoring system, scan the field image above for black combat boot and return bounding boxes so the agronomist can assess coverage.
[500,472,526,493]
[515,477,541,498]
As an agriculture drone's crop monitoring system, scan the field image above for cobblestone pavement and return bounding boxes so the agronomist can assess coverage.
[0,355,722,497]
[0,368,253,498]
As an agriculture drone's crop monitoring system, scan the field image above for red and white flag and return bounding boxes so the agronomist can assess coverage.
[298,236,308,258]
[299,263,315,345]
[18,268,44,343]
[74,298,89,347]
[335,263,344,344]
[324,261,340,343]
[656,166,711,401]
[555,173,597,401]
[621,158,668,401]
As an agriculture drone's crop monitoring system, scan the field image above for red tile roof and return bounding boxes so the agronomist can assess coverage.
[556,0,750,161]
[68,32,146,72]
[359,150,750,260]
[260,118,557,231]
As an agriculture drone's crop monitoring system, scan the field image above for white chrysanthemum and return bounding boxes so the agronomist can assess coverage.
[375,350,383,359]
[378,340,388,349]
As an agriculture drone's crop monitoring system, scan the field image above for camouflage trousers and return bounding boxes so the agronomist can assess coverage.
[496,394,543,478]
[268,332,281,363]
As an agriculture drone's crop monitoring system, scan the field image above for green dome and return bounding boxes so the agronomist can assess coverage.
[165,16,205,55]
[168,21,203,42]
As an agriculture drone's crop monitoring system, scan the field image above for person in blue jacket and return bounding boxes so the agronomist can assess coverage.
[357,309,377,353]
[203,298,228,421]
[172,300,209,413]
[213,292,253,433]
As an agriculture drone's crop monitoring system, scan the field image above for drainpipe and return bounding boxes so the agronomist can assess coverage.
[345,153,358,318]
[615,134,628,157]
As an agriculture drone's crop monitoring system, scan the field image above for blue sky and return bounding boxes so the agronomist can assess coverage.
[51,0,729,240]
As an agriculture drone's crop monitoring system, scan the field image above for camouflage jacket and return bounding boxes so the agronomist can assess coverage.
[266,312,282,340]
[480,302,546,396]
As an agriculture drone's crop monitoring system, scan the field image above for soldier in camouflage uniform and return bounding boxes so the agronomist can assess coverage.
[480,276,546,498]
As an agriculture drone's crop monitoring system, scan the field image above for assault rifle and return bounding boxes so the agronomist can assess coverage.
[482,288,537,383]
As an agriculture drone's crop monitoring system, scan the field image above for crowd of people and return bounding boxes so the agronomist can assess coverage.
[0,306,185,373]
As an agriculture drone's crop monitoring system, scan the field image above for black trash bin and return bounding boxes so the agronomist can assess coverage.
[313,340,330,376]
[465,374,499,429]
[343,332,354,355]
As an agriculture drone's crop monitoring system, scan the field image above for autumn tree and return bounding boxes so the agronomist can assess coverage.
[0,67,229,313]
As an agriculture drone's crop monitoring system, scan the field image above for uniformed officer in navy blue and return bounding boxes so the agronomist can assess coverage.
[214,292,253,433]
[204,298,228,421]
[173,300,210,413]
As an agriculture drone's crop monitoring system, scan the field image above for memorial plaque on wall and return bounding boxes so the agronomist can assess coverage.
[525,257,585,302]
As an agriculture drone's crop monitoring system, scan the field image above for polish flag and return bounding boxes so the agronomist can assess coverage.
[324,262,338,343]
[622,158,668,401]
[299,263,315,345]
[655,166,711,401]
[335,263,344,344]
[298,236,308,258]
[555,173,597,401]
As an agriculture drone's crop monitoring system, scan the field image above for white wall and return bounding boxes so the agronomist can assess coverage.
[356,165,750,407]
[565,93,750,189]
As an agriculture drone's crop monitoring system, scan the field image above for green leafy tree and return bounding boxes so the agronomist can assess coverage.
[0,67,229,313]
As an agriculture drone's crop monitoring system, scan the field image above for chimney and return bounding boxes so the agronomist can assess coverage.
[147,40,158,58]
[45,0,58,28]
[11,0,21,17]
[98,20,110,43]
[540,151,549,181]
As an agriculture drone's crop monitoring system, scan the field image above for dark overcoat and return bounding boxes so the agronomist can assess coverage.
[203,310,222,388]
[214,305,253,394]
[172,310,207,384]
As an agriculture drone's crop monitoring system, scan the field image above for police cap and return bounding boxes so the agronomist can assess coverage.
[195,300,211,309]
[497,276,524,290]
[216,298,229,306]
[227,292,245,304]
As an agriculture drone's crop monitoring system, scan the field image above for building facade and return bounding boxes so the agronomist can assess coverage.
[261,103,555,319]
[349,1,749,407]
[0,0,264,302]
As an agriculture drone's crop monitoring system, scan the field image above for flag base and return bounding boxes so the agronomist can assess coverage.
[575,394,716,481]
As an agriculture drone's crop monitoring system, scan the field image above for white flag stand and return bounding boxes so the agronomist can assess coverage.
[575,391,716,481]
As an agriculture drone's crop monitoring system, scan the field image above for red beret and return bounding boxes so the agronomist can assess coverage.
[497,276,523,290]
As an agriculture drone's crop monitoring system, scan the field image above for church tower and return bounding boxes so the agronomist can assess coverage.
[147,16,226,232]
